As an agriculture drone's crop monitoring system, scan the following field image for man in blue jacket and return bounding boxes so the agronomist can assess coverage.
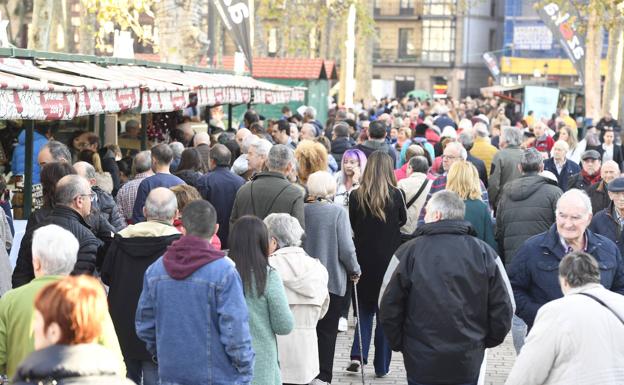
[509,188,624,346]
[135,200,254,385]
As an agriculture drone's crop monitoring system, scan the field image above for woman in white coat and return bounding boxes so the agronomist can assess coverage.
[264,213,330,385]
[505,251,624,385]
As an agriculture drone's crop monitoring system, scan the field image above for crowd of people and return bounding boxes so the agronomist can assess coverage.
[0,96,624,385]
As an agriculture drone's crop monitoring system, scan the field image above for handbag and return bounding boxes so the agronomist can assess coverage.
[399,179,429,243]
[577,292,624,326]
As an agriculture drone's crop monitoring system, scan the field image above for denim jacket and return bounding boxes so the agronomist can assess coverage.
[136,257,254,385]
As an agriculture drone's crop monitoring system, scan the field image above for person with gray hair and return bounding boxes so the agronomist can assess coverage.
[488,126,524,207]
[196,144,245,249]
[506,251,624,385]
[38,140,71,168]
[543,140,581,191]
[470,122,498,176]
[74,161,126,232]
[192,132,212,173]
[459,131,488,187]
[116,150,153,221]
[264,213,330,385]
[169,142,184,172]
[244,138,273,178]
[101,187,181,385]
[380,189,513,385]
[231,134,259,178]
[0,224,126,379]
[509,188,624,352]
[13,175,103,287]
[302,171,360,384]
[230,144,304,227]
[398,156,432,235]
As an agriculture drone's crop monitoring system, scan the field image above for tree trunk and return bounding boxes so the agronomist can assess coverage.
[338,14,348,106]
[28,0,54,50]
[584,3,604,122]
[48,0,63,51]
[354,0,373,104]
[602,22,624,118]
[155,0,206,65]
[79,6,95,55]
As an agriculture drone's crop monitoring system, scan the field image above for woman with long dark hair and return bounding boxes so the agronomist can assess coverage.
[228,216,293,385]
[174,148,204,187]
[346,151,406,377]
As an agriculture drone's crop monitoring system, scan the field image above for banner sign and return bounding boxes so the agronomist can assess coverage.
[213,0,253,71]
[536,2,585,81]
[523,86,560,121]
[482,52,501,80]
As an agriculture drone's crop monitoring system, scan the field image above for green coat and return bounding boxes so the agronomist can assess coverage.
[245,268,294,385]
[464,199,498,253]
[0,275,125,378]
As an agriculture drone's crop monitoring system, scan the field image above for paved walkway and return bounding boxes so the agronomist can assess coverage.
[331,319,516,385]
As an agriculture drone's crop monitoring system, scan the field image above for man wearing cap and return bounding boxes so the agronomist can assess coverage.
[567,150,602,192]
[587,160,620,214]
[590,176,624,256]
[509,189,624,349]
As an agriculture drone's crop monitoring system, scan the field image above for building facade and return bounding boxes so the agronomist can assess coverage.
[372,0,504,99]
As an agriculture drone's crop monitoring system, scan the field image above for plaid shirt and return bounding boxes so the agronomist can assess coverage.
[116,171,152,221]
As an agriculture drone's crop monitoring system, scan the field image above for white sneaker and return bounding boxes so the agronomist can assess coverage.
[337,317,348,332]
[309,378,330,385]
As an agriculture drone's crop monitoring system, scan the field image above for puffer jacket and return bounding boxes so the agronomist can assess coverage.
[495,174,562,265]
[379,220,512,385]
[92,185,126,232]
[12,206,103,288]
[12,344,134,385]
[11,130,47,184]
[270,247,330,384]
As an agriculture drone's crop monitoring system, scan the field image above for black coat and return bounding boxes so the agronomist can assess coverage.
[92,186,126,232]
[543,157,581,192]
[589,202,624,256]
[588,180,611,214]
[567,172,600,192]
[330,137,354,168]
[101,232,180,361]
[12,206,103,288]
[595,144,624,169]
[174,169,204,188]
[495,174,562,265]
[380,220,512,384]
[349,187,406,302]
[467,153,488,188]
[12,344,134,385]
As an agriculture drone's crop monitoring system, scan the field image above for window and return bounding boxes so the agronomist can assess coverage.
[400,0,414,15]
[374,0,381,15]
[424,0,455,16]
[421,19,455,63]
[489,29,496,52]
[398,28,416,58]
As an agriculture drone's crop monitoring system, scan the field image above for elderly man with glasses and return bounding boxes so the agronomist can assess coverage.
[12,175,104,288]
[509,188,624,351]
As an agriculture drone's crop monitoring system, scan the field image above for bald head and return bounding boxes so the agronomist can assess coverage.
[73,161,96,184]
[143,187,178,222]
[300,123,316,141]
[602,160,620,184]
[236,128,252,146]
[194,132,211,147]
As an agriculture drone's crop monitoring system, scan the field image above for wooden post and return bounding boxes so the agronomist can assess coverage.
[23,120,34,217]
[141,114,148,150]
[227,104,233,131]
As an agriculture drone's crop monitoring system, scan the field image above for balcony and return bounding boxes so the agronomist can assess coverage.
[373,48,455,67]
[374,48,421,64]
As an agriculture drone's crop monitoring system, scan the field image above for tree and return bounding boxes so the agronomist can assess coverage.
[584,1,603,122]
[27,0,53,50]
[354,0,374,104]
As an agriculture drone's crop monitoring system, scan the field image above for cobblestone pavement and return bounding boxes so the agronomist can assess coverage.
[331,319,516,385]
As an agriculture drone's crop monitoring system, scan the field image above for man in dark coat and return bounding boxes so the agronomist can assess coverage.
[380,190,512,385]
[543,139,581,191]
[567,150,602,191]
[459,132,488,188]
[495,148,562,265]
[587,160,620,214]
[330,122,354,168]
[196,144,245,249]
[101,188,181,385]
[354,120,397,165]
[230,144,305,227]
[509,189,624,333]
[12,175,103,288]
[488,127,524,207]
[589,177,624,256]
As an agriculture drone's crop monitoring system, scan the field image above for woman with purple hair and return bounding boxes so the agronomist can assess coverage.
[334,149,367,210]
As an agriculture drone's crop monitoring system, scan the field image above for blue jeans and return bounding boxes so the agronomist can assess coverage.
[511,314,527,354]
[126,358,159,385]
[350,300,392,375]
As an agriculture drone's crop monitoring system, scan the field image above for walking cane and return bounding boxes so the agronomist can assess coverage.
[352,278,366,385]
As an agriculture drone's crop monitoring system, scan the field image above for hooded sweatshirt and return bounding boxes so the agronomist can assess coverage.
[163,235,225,279]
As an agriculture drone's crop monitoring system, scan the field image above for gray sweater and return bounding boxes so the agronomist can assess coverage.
[302,202,360,296]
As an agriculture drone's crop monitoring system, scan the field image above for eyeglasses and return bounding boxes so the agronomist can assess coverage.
[442,155,459,160]
[75,192,95,200]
